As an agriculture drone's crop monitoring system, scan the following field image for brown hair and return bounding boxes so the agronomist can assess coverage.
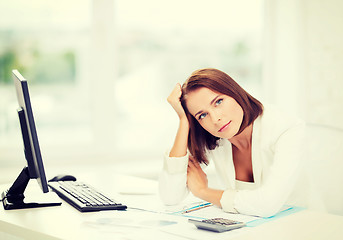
[181,68,263,164]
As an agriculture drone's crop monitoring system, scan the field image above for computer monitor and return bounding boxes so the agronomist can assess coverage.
[1,70,61,210]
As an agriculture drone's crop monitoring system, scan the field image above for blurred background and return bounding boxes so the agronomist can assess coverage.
[1,0,342,181]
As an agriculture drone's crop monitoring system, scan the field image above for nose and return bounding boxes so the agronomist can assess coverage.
[210,109,221,123]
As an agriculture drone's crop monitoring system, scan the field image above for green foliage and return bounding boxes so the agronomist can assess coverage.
[0,41,76,85]
[29,50,76,84]
[0,48,25,84]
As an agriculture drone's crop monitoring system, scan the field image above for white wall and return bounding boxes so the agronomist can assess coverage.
[263,0,343,129]
[303,0,343,129]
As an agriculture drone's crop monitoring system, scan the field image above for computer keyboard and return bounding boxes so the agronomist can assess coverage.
[48,181,127,212]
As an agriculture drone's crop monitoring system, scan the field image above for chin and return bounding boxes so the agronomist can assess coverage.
[214,131,234,139]
[224,129,240,139]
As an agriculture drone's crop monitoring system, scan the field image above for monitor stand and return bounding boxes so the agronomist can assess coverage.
[1,167,61,210]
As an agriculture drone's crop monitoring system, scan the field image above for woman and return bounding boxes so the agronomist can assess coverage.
[159,68,305,217]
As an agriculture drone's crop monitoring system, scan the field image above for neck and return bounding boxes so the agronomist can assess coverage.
[229,124,253,150]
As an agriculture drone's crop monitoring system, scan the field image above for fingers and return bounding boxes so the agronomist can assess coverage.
[187,162,195,173]
[187,157,209,196]
[167,83,182,105]
[189,156,201,169]
[167,84,188,120]
[188,157,206,179]
[187,160,198,175]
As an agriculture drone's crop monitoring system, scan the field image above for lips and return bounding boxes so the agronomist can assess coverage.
[218,121,231,132]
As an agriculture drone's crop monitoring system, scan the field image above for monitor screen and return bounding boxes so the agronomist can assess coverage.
[1,70,61,210]
[13,69,49,192]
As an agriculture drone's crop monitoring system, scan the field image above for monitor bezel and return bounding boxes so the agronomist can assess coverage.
[12,69,49,193]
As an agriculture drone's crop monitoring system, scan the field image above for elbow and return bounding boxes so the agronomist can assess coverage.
[158,172,189,206]
[159,190,184,206]
[158,182,189,206]
[238,204,281,218]
[256,207,280,218]
[235,192,286,218]
[252,199,286,218]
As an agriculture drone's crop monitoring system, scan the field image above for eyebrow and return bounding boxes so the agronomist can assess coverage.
[194,95,221,118]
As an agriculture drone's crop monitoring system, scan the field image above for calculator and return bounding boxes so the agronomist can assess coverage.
[188,218,246,233]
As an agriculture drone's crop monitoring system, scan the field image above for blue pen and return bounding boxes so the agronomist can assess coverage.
[182,202,212,214]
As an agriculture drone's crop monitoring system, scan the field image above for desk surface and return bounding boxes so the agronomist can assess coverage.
[1,174,343,240]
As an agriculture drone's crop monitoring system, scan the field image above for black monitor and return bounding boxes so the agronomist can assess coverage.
[1,70,61,210]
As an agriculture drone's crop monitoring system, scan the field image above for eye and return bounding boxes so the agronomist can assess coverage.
[215,99,223,106]
[198,113,207,120]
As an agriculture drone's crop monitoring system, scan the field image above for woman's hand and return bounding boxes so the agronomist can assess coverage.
[168,83,189,158]
[187,156,209,198]
[167,83,187,121]
[187,156,224,207]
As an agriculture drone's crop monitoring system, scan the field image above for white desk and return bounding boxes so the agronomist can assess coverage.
[1,174,343,240]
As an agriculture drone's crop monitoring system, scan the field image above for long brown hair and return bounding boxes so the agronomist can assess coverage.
[180,68,263,164]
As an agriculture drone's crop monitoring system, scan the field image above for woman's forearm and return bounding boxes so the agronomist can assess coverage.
[169,118,189,157]
[198,188,224,207]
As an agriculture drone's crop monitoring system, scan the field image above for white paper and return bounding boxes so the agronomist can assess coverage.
[81,208,251,240]
[180,205,261,223]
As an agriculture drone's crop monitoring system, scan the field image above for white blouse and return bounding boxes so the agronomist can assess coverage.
[235,180,256,191]
[159,104,305,217]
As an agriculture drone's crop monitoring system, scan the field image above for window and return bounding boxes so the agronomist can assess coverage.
[113,0,263,154]
[0,0,92,165]
[0,0,263,167]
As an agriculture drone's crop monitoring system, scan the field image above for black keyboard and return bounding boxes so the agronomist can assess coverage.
[48,181,127,212]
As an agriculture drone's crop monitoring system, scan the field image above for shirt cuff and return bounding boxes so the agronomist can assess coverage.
[220,189,238,213]
[163,150,189,174]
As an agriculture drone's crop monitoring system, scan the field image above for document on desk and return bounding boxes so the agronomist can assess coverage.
[83,208,249,240]
[175,204,299,225]
[161,205,301,240]
[120,192,259,224]
[83,190,301,240]
[179,204,261,223]
[81,209,188,240]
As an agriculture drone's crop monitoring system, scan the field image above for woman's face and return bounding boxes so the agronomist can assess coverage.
[185,87,244,139]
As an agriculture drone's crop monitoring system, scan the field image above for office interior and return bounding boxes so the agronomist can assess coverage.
[0,0,342,218]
